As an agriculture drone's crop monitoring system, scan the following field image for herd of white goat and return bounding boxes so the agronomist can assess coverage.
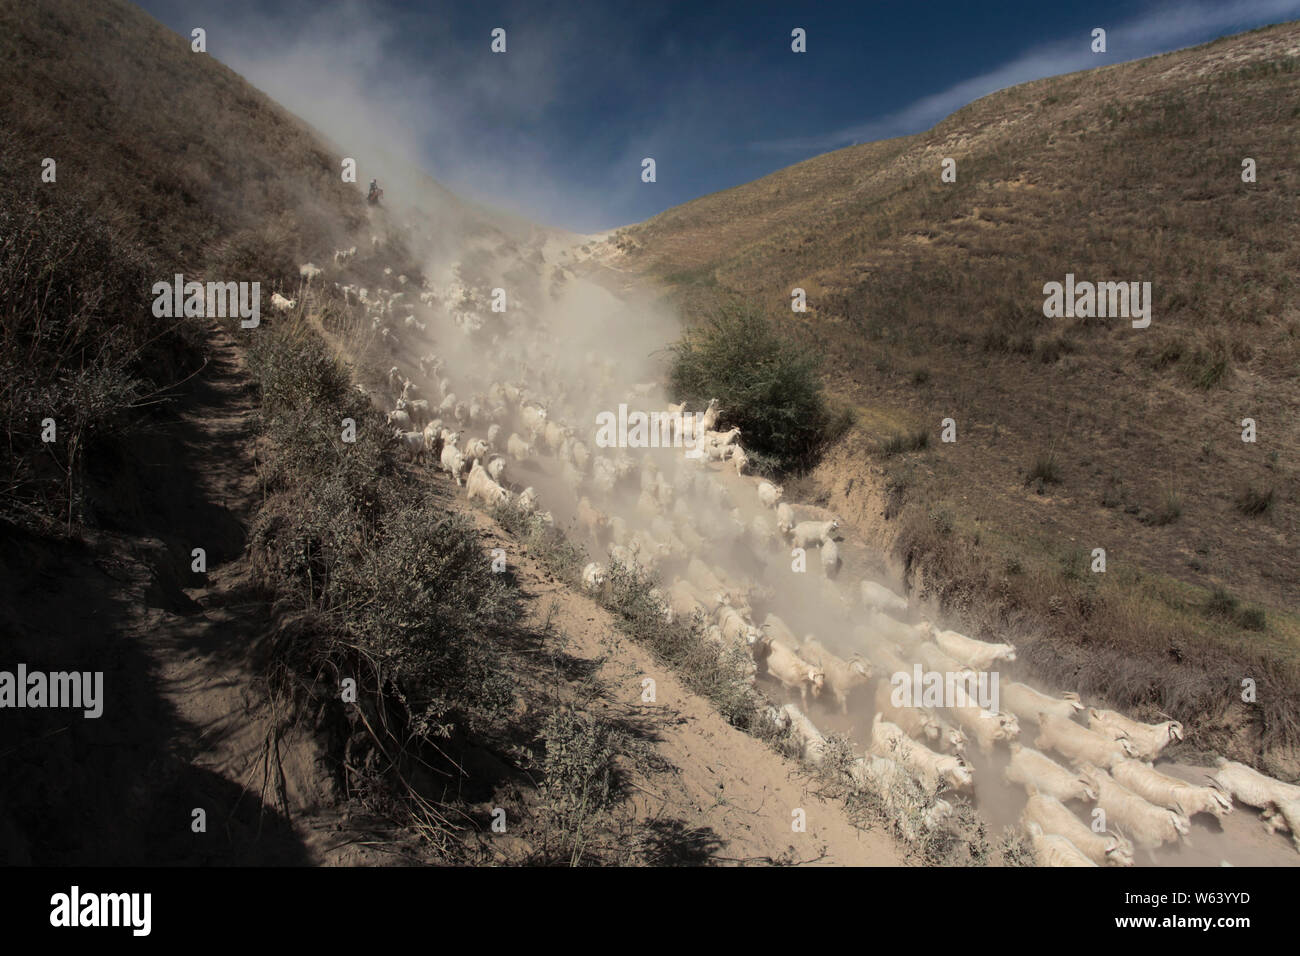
[304,240,1300,867]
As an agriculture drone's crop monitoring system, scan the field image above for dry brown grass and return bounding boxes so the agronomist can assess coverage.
[0,0,367,278]
[607,23,1300,768]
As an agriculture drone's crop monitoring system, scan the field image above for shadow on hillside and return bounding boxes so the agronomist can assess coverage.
[636,818,724,865]
[0,519,311,865]
[88,328,256,580]
[0,327,315,865]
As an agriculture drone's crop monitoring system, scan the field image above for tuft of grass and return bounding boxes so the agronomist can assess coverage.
[598,561,763,727]
[816,734,1013,866]
[1237,606,1267,631]
[492,497,588,579]
[1236,484,1274,517]
[1149,488,1183,526]
[1137,337,1185,371]
[1202,586,1268,632]
[1204,586,1239,618]
[1035,335,1074,364]
[1183,337,1232,389]
[878,428,929,457]
[1026,450,1061,485]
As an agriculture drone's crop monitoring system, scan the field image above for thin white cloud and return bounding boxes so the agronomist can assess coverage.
[751,0,1300,152]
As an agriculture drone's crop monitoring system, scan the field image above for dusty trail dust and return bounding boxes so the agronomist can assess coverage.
[2,318,899,865]
[447,500,903,864]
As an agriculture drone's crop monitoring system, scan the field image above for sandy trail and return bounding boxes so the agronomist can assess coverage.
[450,512,904,865]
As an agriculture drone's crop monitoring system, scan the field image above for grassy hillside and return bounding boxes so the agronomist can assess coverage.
[0,0,368,275]
[601,23,1300,765]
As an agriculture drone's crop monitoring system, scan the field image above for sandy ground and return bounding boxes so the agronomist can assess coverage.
[458,513,904,866]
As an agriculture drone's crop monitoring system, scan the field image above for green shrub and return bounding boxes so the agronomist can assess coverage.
[668,303,846,473]
[1236,607,1267,631]
[539,709,627,864]
[246,317,518,729]
[1204,586,1238,618]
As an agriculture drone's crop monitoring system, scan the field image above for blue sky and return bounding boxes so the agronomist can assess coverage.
[140,0,1300,233]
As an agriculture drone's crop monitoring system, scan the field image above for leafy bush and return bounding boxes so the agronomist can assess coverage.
[539,709,627,864]
[0,165,202,529]
[342,503,519,720]
[667,303,847,473]
[245,316,522,725]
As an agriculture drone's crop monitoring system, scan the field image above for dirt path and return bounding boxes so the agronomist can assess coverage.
[125,323,329,864]
[133,323,400,865]
[0,323,400,864]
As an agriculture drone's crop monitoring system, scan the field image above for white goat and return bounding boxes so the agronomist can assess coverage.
[1022,793,1135,867]
[790,518,839,549]
[800,636,871,714]
[1111,760,1232,820]
[820,538,841,578]
[439,443,467,486]
[1003,743,1098,804]
[1035,712,1138,769]
[506,433,534,461]
[753,636,825,708]
[1078,765,1191,852]
[860,580,908,617]
[756,480,783,509]
[1000,683,1084,724]
[465,462,509,508]
[949,703,1020,754]
[581,562,607,592]
[1024,821,1098,867]
[870,713,974,794]
[1087,708,1185,762]
[930,627,1017,670]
